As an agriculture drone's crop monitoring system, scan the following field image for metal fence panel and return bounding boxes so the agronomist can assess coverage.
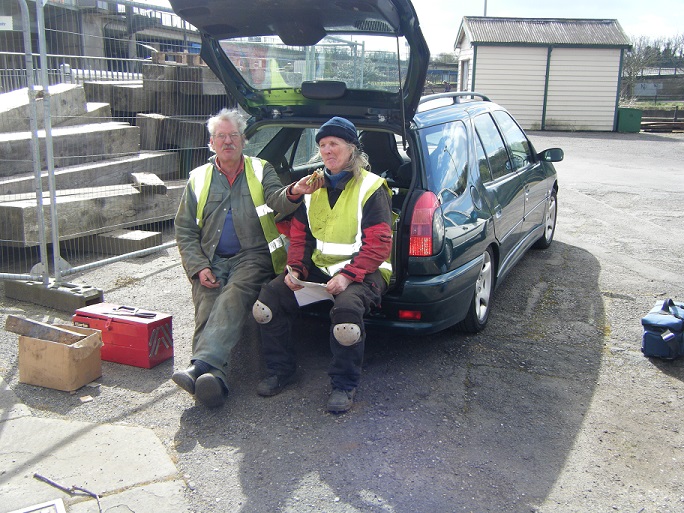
[1,0,233,284]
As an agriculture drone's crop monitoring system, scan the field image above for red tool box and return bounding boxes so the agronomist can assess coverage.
[72,303,173,368]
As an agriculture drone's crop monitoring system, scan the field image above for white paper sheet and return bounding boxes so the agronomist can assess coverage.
[287,266,334,306]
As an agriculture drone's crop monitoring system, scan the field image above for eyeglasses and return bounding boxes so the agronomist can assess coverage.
[213,132,242,141]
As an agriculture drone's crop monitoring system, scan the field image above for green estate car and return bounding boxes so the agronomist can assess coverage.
[169,0,563,334]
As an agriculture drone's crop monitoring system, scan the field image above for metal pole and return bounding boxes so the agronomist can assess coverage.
[35,0,66,284]
[484,0,487,16]
[18,0,49,283]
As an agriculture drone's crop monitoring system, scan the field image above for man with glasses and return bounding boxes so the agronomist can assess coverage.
[172,108,316,408]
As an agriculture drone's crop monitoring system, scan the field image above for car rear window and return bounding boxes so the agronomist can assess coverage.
[422,121,469,200]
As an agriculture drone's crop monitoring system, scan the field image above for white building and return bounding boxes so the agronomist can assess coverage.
[454,17,632,131]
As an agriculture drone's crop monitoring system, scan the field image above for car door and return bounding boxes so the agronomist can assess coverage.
[491,110,547,240]
[422,120,485,270]
[473,113,525,267]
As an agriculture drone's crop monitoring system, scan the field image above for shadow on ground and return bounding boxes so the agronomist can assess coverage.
[172,240,605,512]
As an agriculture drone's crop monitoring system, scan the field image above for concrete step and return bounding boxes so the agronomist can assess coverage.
[0,83,87,133]
[54,102,112,127]
[0,151,178,195]
[0,121,140,177]
[0,180,185,247]
[83,80,148,113]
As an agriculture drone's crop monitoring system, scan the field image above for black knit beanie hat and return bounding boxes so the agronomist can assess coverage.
[315,117,360,148]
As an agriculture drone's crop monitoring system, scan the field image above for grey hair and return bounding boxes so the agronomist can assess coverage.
[207,108,248,153]
[312,141,370,181]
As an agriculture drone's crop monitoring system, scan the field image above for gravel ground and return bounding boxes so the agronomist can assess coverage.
[1,131,683,512]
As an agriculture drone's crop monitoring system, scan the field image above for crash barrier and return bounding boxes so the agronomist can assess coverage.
[0,0,229,306]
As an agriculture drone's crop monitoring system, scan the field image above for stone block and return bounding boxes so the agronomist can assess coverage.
[86,228,163,256]
[177,66,225,96]
[0,180,185,247]
[0,84,87,133]
[4,279,103,313]
[0,121,140,177]
[0,151,179,195]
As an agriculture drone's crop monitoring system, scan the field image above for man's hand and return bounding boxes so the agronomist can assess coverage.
[198,268,220,289]
[326,273,352,296]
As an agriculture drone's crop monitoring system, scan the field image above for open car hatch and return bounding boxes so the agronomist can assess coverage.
[168,0,429,129]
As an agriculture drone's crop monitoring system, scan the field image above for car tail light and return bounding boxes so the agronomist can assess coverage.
[409,191,443,256]
[398,310,422,320]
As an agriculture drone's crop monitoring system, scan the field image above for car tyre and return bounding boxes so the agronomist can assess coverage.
[457,247,494,333]
[533,189,557,249]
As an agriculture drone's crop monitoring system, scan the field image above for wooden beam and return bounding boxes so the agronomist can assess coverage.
[5,315,86,344]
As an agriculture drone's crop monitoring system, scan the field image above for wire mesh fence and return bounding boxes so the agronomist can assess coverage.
[0,0,234,283]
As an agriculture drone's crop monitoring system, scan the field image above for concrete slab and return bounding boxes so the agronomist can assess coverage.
[0,151,179,195]
[53,102,112,128]
[137,113,168,151]
[142,63,180,95]
[177,66,225,96]
[0,85,87,134]
[0,181,185,247]
[0,416,187,513]
[0,375,32,422]
[86,229,163,256]
[82,81,149,113]
[0,121,140,177]
[3,280,103,313]
[67,481,192,513]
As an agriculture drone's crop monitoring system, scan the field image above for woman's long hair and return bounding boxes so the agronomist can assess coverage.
[311,141,370,181]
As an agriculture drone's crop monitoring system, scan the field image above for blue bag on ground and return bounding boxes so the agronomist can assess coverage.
[641,299,684,359]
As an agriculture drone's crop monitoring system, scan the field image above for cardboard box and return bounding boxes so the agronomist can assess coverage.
[72,303,173,368]
[18,325,102,392]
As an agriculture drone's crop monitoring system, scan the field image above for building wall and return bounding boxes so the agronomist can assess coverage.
[545,47,621,131]
[470,46,547,130]
[457,41,623,131]
[455,34,474,92]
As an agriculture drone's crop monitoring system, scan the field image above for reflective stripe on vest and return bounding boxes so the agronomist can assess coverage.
[189,157,286,274]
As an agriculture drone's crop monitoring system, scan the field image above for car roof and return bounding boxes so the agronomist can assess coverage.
[412,94,499,129]
[168,0,429,131]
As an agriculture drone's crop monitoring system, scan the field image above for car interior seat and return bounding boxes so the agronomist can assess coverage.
[359,131,404,178]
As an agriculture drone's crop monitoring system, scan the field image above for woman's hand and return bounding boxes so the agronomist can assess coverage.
[284,269,304,291]
[326,274,352,296]
[290,171,324,196]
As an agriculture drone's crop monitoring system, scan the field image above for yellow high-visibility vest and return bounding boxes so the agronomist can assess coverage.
[189,157,286,273]
[304,170,392,284]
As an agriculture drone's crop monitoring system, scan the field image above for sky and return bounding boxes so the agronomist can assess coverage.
[412,0,684,55]
[147,0,684,57]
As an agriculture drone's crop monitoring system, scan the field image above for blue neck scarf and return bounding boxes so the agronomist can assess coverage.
[326,169,349,189]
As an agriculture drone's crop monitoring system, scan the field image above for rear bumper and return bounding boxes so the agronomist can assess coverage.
[364,255,484,334]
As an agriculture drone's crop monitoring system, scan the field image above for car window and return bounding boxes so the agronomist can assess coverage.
[289,129,318,167]
[492,110,534,172]
[474,133,493,183]
[422,121,469,200]
[473,113,510,180]
[245,127,318,168]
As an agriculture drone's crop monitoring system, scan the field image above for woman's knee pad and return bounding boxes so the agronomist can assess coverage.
[252,300,273,324]
[333,323,361,346]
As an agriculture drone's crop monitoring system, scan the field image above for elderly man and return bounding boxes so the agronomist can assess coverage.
[173,108,314,408]
[252,117,393,413]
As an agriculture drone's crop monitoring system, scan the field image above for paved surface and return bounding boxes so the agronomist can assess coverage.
[0,376,192,513]
[1,130,683,513]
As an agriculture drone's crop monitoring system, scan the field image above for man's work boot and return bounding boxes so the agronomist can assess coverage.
[327,388,356,413]
[194,373,227,408]
[256,374,295,397]
[171,360,212,395]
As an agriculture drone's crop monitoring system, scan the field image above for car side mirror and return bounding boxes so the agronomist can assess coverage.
[539,148,564,162]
